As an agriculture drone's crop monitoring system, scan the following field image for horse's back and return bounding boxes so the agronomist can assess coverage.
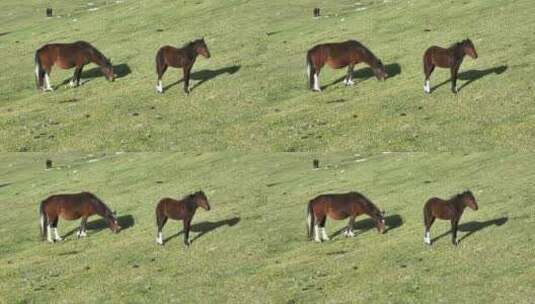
[156,197,187,219]
[41,192,96,218]
[424,46,452,67]
[424,197,455,219]
[156,46,183,67]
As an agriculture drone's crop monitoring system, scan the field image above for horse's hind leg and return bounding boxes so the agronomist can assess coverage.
[156,64,167,94]
[44,67,54,92]
[51,217,62,241]
[424,215,435,245]
[312,68,322,92]
[423,54,434,93]
[318,215,329,241]
[156,212,167,245]
[45,215,54,243]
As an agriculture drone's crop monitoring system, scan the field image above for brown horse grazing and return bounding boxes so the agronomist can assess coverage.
[155,191,211,247]
[306,40,387,92]
[35,41,115,91]
[39,192,121,243]
[423,39,478,94]
[306,191,385,242]
[155,38,211,94]
[423,190,478,246]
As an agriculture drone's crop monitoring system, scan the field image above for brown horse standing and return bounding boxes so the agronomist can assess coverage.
[306,40,387,92]
[39,192,121,243]
[155,191,211,247]
[423,39,478,94]
[155,38,211,94]
[306,191,385,242]
[423,190,478,246]
[35,41,115,91]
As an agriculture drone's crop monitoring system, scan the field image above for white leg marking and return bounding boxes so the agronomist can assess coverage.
[321,228,330,241]
[313,73,321,92]
[54,228,62,241]
[156,232,163,245]
[156,80,163,93]
[424,80,430,93]
[424,231,431,244]
[44,74,53,91]
[47,225,53,243]
[314,225,321,242]
[69,80,76,88]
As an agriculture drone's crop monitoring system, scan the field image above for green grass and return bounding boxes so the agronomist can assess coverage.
[1,153,534,303]
[1,0,534,151]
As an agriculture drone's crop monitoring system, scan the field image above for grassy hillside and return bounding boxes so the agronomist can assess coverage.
[1,0,534,151]
[1,152,534,303]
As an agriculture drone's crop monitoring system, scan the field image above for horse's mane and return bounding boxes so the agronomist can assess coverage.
[449,190,473,202]
[351,191,381,215]
[448,39,470,50]
[182,191,204,201]
[182,39,203,49]
[77,41,110,65]
[351,41,382,67]
[85,192,112,215]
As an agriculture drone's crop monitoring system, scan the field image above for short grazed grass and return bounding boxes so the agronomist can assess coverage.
[1,0,534,151]
[1,152,534,303]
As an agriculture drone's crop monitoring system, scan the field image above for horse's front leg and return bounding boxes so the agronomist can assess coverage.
[77,217,88,238]
[344,216,355,237]
[75,65,84,87]
[451,218,459,246]
[183,217,192,246]
[451,64,461,94]
[183,65,193,94]
[344,65,355,86]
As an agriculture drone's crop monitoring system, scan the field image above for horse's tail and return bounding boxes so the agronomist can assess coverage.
[39,200,47,241]
[305,51,313,89]
[306,200,315,240]
[34,49,45,89]
[423,201,431,226]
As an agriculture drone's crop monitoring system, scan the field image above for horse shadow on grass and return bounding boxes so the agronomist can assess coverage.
[323,63,401,90]
[63,214,135,238]
[163,216,240,244]
[431,65,507,93]
[431,216,508,244]
[0,183,11,189]
[58,63,132,87]
[331,214,403,238]
[162,65,241,92]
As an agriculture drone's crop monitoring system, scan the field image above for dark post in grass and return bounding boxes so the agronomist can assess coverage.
[46,8,53,17]
[46,159,52,169]
[313,159,319,169]
[313,8,320,17]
